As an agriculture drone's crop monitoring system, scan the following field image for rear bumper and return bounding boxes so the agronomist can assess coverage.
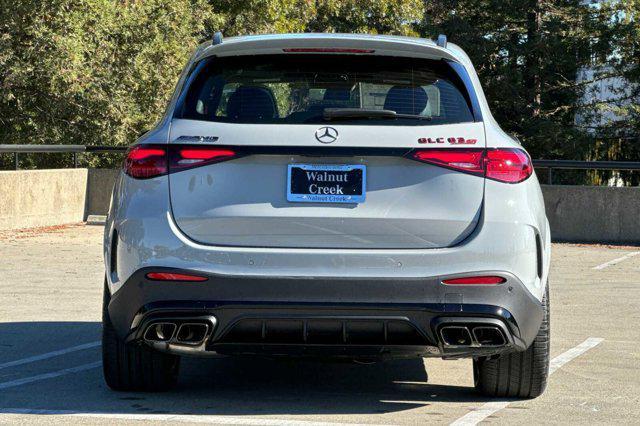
[108,268,544,359]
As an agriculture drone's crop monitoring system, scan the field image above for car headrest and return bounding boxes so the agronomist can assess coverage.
[323,88,351,103]
[383,86,428,115]
[226,86,278,121]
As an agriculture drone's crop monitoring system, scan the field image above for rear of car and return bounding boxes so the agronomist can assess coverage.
[102,34,551,398]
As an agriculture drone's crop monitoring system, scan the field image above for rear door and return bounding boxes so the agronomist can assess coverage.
[168,53,485,249]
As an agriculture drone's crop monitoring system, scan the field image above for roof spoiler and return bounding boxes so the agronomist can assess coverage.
[199,34,459,63]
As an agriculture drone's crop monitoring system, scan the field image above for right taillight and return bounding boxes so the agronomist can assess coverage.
[410,148,532,184]
[484,148,532,183]
[124,144,239,179]
[411,149,485,176]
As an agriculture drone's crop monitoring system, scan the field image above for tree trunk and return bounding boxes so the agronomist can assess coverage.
[526,0,542,118]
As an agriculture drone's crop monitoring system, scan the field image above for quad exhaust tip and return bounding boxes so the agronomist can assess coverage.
[143,322,176,342]
[439,324,506,347]
[176,323,209,345]
[143,319,213,347]
[472,326,506,346]
[440,326,473,346]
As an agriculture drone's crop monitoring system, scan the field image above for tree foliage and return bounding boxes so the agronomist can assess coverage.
[586,0,640,183]
[0,0,215,167]
[0,0,637,181]
[420,1,597,161]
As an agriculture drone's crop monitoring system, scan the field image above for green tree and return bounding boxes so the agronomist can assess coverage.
[420,0,596,161]
[0,0,216,168]
[586,0,640,184]
[210,0,423,36]
[305,0,423,34]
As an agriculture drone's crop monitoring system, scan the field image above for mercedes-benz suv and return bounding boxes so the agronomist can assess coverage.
[102,33,551,398]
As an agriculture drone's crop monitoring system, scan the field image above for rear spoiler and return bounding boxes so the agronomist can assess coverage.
[196,33,460,64]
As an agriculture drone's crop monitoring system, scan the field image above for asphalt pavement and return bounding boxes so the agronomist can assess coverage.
[1,224,638,425]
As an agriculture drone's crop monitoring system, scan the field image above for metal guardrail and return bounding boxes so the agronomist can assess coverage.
[0,144,126,169]
[1,145,640,184]
[532,160,640,184]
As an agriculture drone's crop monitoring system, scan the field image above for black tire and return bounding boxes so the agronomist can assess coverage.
[102,279,180,391]
[473,284,550,398]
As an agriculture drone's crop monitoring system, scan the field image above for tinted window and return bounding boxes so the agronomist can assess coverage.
[179,55,476,126]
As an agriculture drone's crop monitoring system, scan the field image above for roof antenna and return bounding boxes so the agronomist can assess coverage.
[437,34,447,48]
[213,31,223,45]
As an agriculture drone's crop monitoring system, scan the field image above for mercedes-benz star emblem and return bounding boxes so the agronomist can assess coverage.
[315,126,338,144]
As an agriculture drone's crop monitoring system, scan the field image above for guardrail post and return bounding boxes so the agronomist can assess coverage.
[547,168,553,185]
[73,152,78,168]
[14,152,19,170]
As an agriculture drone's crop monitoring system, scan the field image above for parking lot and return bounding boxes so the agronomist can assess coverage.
[1,224,639,425]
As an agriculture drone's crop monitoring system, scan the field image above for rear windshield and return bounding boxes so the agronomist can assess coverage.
[178,54,476,126]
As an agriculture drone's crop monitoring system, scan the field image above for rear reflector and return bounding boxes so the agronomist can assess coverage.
[282,48,375,53]
[124,144,238,179]
[146,272,208,282]
[442,276,506,285]
[410,148,532,183]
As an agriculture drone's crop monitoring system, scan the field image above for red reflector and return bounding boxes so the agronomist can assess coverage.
[124,145,167,179]
[412,149,484,175]
[146,272,208,282]
[442,276,506,285]
[282,48,375,53]
[485,148,533,183]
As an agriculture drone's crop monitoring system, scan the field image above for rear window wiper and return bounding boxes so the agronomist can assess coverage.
[323,108,432,121]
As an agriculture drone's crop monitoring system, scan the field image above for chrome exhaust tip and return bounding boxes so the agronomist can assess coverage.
[440,326,473,346]
[143,322,177,343]
[176,323,209,345]
[472,326,506,346]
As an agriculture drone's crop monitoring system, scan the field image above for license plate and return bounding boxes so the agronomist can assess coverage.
[287,164,366,203]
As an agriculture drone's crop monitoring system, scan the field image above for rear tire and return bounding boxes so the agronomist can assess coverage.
[473,284,550,398]
[102,278,180,391]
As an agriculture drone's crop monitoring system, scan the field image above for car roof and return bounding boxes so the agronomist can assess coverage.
[196,33,469,65]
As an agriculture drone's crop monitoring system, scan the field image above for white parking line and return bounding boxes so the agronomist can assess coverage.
[593,251,640,270]
[0,408,391,426]
[0,361,101,390]
[449,337,604,426]
[0,341,100,370]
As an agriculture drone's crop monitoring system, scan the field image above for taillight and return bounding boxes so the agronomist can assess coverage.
[412,149,484,176]
[410,148,532,183]
[484,148,532,183]
[442,276,506,285]
[169,146,237,173]
[124,145,167,179]
[124,144,238,179]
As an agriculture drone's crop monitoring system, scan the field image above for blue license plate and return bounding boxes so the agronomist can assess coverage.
[287,164,366,203]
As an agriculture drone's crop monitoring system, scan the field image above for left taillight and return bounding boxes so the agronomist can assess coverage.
[168,146,237,173]
[124,145,167,179]
[124,145,238,179]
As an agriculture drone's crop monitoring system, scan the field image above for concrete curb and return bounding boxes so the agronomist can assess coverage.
[86,215,106,226]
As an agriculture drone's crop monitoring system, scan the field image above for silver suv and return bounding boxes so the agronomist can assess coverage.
[102,33,551,398]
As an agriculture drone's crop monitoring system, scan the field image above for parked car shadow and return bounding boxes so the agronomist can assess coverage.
[0,321,490,418]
